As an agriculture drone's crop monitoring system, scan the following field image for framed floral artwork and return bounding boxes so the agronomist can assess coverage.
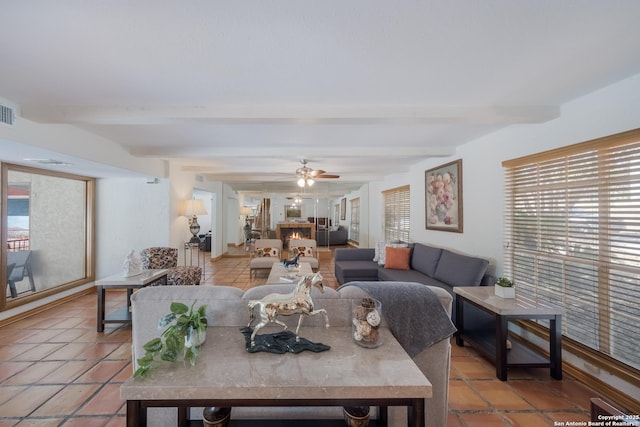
[425,159,463,232]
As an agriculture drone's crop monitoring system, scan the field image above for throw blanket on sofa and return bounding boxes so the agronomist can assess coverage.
[338,281,457,357]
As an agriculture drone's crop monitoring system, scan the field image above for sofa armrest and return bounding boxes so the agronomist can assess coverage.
[334,248,375,262]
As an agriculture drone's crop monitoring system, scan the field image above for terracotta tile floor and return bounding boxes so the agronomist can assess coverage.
[0,246,599,426]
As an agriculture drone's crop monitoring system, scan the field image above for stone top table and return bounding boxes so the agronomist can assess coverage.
[121,326,432,426]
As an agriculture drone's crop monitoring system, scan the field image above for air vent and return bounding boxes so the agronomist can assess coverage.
[0,104,14,125]
[24,158,73,166]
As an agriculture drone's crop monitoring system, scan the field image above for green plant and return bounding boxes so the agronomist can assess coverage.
[495,277,514,288]
[134,300,208,377]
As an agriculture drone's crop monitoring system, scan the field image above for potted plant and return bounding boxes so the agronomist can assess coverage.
[134,300,208,377]
[495,277,515,298]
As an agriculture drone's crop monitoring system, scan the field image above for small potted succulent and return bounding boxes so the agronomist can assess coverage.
[495,277,515,298]
[134,300,208,377]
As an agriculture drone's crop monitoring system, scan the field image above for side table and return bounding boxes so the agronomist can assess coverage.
[96,269,168,332]
[184,242,206,279]
[454,286,563,381]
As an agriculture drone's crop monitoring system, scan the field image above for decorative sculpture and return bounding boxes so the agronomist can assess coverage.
[123,249,142,277]
[282,254,300,268]
[246,272,329,347]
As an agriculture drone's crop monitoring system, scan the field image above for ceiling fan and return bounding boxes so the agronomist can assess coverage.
[295,159,340,187]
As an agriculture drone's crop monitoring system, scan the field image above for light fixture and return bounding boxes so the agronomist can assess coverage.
[181,199,207,243]
[240,206,252,224]
[297,177,315,187]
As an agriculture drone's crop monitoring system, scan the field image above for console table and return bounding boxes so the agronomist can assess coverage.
[454,286,563,381]
[121,326,432,426]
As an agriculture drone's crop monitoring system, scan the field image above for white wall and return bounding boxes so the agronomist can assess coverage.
[367,72,640,277]
[96,178,171,278]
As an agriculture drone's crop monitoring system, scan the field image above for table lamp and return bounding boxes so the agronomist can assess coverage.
[181,199,207,243]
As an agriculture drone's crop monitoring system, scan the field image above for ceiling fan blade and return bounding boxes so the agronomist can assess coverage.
[310,169,326,177]
[316,174,340,179]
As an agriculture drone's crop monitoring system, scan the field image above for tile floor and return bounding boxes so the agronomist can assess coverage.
[0,246,599,426]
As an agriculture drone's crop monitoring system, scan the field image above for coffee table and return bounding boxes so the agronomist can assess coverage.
[454,286,563,381]
[96,269,168,332]
[266,261,313,284]
[121,326,432,426]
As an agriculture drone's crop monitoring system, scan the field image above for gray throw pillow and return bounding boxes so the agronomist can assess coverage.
[433,250,488,286]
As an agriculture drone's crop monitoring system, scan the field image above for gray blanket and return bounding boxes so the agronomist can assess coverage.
[338,281,457,357]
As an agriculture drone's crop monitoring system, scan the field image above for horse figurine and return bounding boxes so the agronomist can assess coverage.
[247,272,330,347]
[282,254,300,268]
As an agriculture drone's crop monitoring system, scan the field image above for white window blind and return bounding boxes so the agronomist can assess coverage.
[503,129,640,371]
[350,197,360,244]
[383,185,410,242]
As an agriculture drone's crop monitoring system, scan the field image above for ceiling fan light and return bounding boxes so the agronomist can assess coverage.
[297,178,306,187]
[307,178,315,186]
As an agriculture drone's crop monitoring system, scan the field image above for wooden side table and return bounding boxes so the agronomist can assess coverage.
[95,269,168,332]
[454,286,564,381]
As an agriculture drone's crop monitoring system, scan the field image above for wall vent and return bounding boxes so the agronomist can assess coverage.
[0,104,14,125]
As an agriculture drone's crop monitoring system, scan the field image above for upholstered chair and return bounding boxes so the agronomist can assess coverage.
[249,239,283,278]
[140,247,202,286]
[288,239,319,271]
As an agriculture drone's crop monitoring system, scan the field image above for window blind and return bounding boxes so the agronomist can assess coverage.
[503,129,640,371]
[383,185,410,242]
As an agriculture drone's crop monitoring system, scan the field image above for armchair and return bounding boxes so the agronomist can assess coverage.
[140,247,202,286]
[249,239,283,278]
[288,239,319,271]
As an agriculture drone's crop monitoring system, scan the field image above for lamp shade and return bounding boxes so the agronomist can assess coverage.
[240,206,252,216]
[181,199,207,216]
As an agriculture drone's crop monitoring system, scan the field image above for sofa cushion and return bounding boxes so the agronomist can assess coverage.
[411,243,443,277]
[335,260,379,283]
[378,267,436,285]
[433,249,488,286]
[384,246,411,270]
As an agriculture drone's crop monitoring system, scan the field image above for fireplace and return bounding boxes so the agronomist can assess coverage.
[276,223,316,248]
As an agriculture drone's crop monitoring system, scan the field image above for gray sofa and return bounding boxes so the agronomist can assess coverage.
[316,226,348,246]
[129,283,453,427]
[334,243,495,324]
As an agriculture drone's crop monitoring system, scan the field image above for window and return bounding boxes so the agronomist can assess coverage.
[503,129,640,372]
[350,197,360,244]
[383,185,410,242]
[2,163,95,311]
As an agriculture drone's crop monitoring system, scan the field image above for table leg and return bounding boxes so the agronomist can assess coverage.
[495,315,508,381]
[409,398,425,427]
[127,400,144,427]
[178,406,188,426]
[378,405,388,426]
[550,315,563,380]
[455,296,464,347]
[97,285,105,332]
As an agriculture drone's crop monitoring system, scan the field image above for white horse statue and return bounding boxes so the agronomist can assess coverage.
[247,272,330,347]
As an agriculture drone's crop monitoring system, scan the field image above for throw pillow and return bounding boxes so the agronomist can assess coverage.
[378,242,408,265]
[257,247,278,257]
[291,246,313,257]
[384,246,411,270]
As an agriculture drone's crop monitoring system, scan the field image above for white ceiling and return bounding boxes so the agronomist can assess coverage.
[1,1,640,195]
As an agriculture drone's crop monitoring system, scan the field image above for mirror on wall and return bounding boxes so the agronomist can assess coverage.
[2,163,95,310]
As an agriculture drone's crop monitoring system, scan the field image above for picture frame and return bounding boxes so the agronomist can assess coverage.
[425,159,463,233]
[340,198,346,220]
[285,204,302,220]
